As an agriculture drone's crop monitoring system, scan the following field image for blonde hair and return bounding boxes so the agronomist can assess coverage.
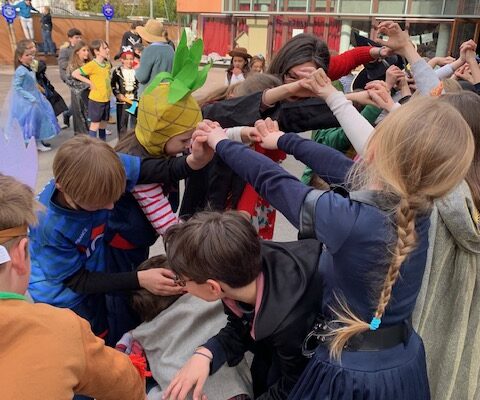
[53,136,126,208]
[0,174,38,261]
[329,97,475,360]
[442,78,462,93]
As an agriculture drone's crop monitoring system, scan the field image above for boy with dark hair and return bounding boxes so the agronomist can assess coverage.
[0,174,145,400]
[72,39,112,140]
[58,27,83,127]
[124,255,253,400]
[163,211,322,399]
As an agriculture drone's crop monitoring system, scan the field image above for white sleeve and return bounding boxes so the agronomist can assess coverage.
[411,58,442,95]
[325,91,375,156]
[225,126,247,143]
[435,64,454,80]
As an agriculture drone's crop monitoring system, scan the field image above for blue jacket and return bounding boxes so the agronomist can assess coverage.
[15,1,38,18]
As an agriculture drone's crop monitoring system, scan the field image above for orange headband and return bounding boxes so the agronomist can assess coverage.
[0,226,28,245]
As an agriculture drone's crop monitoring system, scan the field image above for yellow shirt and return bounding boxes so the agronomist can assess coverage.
[80,60,112,103]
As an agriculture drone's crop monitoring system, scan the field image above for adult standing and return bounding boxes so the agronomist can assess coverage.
[40,6,55,56]
[58,28,83,128]
[135,19,174,95]
[14,0,39,40]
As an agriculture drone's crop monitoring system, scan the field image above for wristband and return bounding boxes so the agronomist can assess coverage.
[193,351,213,361]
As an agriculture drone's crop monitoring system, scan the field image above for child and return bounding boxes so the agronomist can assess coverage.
[192,56,474,400]
[250,55,265,73]
[72,39,112,140]
[105,31,213,344]
[66,40,92,135]
[7,39,60,152]
[111,46,139,138]
[225,47,251,85]
[28,135,211,341]
[0,174,146,400]
[163,211,323,399]
[125,255,253,400]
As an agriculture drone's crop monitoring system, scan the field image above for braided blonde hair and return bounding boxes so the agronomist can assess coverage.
[329,97,475,360]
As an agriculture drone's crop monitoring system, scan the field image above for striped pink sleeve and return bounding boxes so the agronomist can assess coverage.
[131,183,178,236]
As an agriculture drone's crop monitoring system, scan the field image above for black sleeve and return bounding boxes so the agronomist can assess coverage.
[202,91,340,132]
[202,306,254,374]
[138,156,194,189]
[202,92,278,128]
[111,70,121,97]
[474,82,480,95]
[64,269,140,294]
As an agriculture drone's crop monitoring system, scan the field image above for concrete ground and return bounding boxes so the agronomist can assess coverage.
[0,64,304,254]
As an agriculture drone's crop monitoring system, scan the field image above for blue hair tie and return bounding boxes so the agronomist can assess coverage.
[369,317,381,331]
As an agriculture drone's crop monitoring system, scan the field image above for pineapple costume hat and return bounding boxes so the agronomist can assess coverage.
[135,31,212,155]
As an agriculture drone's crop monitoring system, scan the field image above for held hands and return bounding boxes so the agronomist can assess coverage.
[138,268,185,296]
[194,118,285,152]
[385,65,405,90]
[255,118,284,150]
[163,348,212,400]
[365,81,396,112]
[296,68,337,99]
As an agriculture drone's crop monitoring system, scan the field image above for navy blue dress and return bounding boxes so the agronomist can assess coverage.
[215,134,430,400]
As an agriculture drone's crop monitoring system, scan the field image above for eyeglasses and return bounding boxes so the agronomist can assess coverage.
[173,274,191,287]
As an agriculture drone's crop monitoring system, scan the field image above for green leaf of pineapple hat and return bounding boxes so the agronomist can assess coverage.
[135,30,212,156]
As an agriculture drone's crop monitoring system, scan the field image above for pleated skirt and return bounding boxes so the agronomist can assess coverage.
[289,332,430,400]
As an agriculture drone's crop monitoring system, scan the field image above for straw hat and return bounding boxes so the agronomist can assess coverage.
[228,47,252,59]
[137,19,166,43]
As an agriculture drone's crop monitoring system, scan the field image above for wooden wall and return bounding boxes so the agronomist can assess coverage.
[0,15,180,65]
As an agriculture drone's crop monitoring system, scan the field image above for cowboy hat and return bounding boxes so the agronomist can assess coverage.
[136,19,166,43]
[228,47,252,59]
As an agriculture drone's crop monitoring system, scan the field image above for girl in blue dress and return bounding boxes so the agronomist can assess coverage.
[186,23,475,398]
[7,40,60,147]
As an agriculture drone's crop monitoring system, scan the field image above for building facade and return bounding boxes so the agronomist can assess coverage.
[177,0,480,60]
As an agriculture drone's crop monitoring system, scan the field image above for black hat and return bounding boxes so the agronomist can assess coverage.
[350,32,405,91]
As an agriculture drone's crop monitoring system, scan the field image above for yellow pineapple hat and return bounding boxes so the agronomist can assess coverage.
[136,30,212,155]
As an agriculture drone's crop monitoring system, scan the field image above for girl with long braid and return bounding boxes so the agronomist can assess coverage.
[185,94,473,400]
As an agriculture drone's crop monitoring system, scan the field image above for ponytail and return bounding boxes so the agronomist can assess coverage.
[328,198,417,360]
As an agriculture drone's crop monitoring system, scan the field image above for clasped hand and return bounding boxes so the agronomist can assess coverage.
[193,118,285,151]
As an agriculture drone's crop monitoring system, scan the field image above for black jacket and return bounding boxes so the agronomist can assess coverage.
[202,91,340,133]
[203,239,322,399]
[111,66,139,102]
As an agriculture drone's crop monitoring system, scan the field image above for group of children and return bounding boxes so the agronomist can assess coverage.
[2,18,480,400]
[225,47,266,85]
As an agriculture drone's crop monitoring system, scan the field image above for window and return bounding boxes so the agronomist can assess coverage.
[410,0,443,15]
[278,0,308,12]
[377,0,405,14]
[338,0,371,13]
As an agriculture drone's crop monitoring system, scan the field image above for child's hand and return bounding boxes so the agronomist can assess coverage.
[255,118,284,150]
[241,127,261,143]
[375,22,412,58]
[193,126,228,151]
[232,67,242,76]
[164,350,211,400]
[455,63,474,83]
[188,135,215,170]
[367,84,396,112]
[89,82,96,91]
[138,268,185,296]
[297,68,337,99]
[385,65,404,90]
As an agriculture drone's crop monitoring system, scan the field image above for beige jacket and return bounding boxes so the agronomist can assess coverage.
[0,299,145,400]
[413,181,480,400]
